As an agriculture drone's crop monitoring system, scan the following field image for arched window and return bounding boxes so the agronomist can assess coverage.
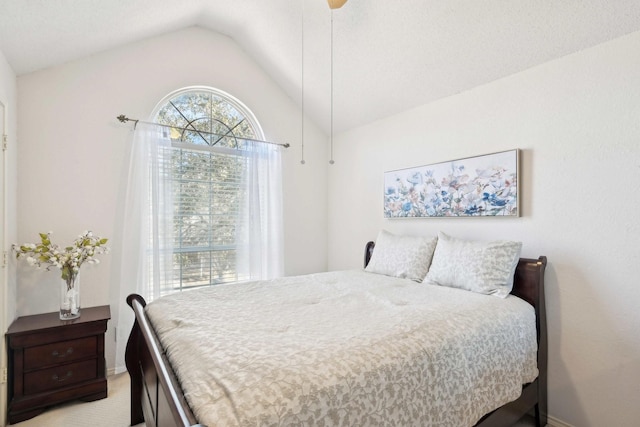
[153,87,264,148]
[151,87,281,293]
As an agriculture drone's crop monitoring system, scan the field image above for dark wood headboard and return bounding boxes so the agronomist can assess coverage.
[364,240,546,308]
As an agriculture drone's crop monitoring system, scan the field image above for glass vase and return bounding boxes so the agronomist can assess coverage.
[60,271,81,320]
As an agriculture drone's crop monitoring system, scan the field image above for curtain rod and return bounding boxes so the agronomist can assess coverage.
[116,115,290,148]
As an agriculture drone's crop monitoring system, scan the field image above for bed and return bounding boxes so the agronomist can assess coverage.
[125,237,547,427]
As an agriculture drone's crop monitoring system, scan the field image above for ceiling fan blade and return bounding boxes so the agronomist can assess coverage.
[327,0,348,9]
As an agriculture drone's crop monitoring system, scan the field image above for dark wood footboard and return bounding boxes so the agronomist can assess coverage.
[125,294,205,427]
[127,243,547,427]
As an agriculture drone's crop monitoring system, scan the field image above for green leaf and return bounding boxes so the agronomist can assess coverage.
[61,265,71,281]
[39,233,51,246]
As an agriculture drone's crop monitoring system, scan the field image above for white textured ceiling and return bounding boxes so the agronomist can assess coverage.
[1,0,640,133]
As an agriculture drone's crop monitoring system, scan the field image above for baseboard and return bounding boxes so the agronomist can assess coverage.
[548,414,575,427]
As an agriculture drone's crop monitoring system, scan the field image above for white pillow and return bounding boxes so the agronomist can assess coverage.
[365,230,437,282]
[424,232,522,298]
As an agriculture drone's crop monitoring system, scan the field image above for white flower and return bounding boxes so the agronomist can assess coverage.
[13,231,109,281]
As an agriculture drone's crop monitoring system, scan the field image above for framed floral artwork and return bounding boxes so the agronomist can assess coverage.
[384,149,519,218]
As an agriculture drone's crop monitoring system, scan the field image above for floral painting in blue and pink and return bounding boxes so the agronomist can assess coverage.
[384,150,519,218]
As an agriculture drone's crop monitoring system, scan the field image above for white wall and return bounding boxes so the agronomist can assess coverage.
[16,27,328,371]
[0,45,18,427]
[328,31,640,426]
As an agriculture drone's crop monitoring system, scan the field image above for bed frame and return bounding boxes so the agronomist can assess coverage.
[125,242,547,427]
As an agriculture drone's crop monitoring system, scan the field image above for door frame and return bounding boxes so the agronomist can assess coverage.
[0,99,8,427]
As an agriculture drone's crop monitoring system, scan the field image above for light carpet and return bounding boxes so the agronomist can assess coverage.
[13,373,143,427]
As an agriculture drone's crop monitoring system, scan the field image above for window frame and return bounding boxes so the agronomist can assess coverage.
[150,86,265,294]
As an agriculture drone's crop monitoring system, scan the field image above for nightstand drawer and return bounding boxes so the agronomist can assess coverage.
[23,359,98,395]
[24,336,97,370]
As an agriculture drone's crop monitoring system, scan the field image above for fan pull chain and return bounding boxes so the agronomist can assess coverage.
[329,9,335,165]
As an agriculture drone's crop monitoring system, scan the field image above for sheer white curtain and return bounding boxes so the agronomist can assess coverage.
[114,125,174,373]
[114,127,284,374]
[236,141,284,280]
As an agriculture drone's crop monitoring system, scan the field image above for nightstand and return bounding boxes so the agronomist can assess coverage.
[6,305,111,424]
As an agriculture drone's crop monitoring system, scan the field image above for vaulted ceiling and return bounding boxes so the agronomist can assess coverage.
[1,0,639,133]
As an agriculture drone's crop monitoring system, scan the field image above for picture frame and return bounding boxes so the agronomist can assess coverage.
[384,149,519,218]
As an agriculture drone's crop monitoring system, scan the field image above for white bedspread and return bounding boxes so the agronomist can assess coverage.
[145,270,538,427]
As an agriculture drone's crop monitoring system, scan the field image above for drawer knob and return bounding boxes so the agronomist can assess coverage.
[52,348,74,358]
[52,371,73,382]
